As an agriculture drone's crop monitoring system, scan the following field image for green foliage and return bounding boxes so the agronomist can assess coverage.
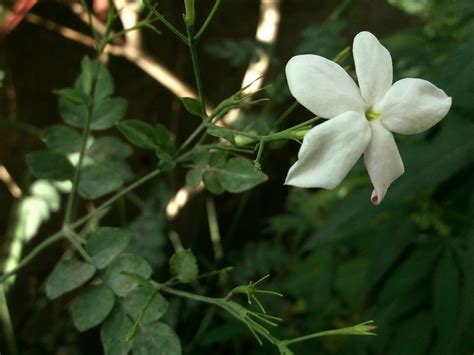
[432,247,460,341]
[78,163,124,199]
[181,97,203,116]
[8,2,474,355]
[46,259,96,299]
[123,287,169,324]
[296,21,346,58]
[56,57,126,130]
[187,152,267,194]
[26,150,75,181]
[104,254,153,297]
[207,125,236,144]
[132,321,182,355]
[205,38,268,67]
[71,284,115,331]
[215,157,268,193]
[85,227,132,269]
[75,56,114,101]
[387,0,430,15]
[118,119,160,150]
[42,126,82,154]
[169,249,198,283]
[101,306,133,355]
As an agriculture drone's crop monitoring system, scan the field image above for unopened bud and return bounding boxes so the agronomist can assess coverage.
[184,0,195,26]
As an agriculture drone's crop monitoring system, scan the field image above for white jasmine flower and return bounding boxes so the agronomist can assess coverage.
[284,31,452,205]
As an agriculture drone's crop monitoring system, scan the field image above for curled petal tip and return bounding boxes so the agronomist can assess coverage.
[371,190,380,206]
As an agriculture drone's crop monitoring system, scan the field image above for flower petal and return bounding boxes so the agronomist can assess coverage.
[285,111,371,189]
[286,55,366,118]
[375,78,452,135]
[353,31,393,105]
[364,120,404,205]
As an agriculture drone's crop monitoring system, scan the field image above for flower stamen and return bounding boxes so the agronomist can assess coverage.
[365,110,381,121]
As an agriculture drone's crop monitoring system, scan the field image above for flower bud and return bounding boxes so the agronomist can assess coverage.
[184,0,195,26]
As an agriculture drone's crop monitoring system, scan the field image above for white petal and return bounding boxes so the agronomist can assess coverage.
[285,111,371,189]
[364,120,404,205]
[286,55,366,118]
[353,31,393,105]
[375,78,452,135]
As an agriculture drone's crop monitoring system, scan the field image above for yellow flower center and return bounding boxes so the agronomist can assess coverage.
[365,110,381,121]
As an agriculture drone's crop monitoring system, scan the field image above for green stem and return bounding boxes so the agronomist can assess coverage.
[0,232,64,282]
[74,168,162,227]
[0,285,17,355]
[158,284,224,306]
[63,4,119,224]
[194,0,222,41]
[63,88,95,225]
[174,121,207,157]
[271,101,299,130]
[0,168,161,283]
[281,322,377,346]
[144,1,189,45]
[254,140,265,168]
[186,25,207,117]
[64,229,94,264]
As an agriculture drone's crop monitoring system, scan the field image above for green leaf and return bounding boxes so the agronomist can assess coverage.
[90,97,127,130]
[86,227,132,269]
[43,126,82,154]
[57,90,126,130]
[78,163,124,199]
[387,0,429,15]
[46,259,96,299]
[75,57,114,101]
[169,249,198,283]
[88,136,133,161]
[26,150,75,181]
[203,170,224,195]
[379,246,440,304]
[209,150,227,167]
[123,286,168,324]
[132,321,182,355]
[181,97,203,116]
[207,125,236,144]
[72,284,115,331]
[389,311,432,355]
[55,87,88,104]
[57,91,89,128]
[105,254,152,297]
[118,120,158,150]
[215,157,268,193]
[185,168,203,188]
[154,124,175,154]
[101,306,133,355]
[432,247,460,339]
